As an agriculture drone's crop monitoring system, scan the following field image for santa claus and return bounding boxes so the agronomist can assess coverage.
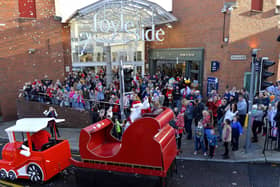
[129,98,150,123]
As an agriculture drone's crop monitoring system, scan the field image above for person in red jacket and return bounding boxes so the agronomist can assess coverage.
[31,130,51,151]
[206,95,221,127]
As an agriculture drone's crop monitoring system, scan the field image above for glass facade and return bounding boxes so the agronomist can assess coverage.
[70,20,145,76]
[68,0,177,76]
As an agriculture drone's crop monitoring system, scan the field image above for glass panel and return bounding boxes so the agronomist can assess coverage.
[134,51,142,61]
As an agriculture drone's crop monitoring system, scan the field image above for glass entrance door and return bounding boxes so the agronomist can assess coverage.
[186,61,200,82]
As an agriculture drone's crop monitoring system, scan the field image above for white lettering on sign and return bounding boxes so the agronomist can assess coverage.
[230,55,247,61]
[179,53,195,57]
[93,11,165,43]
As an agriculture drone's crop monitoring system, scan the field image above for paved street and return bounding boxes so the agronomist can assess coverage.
[2,159,279,187]
[0,123,280,186]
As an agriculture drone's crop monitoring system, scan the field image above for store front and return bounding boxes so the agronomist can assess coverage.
[149,48,204,89]
[68,0,177,79]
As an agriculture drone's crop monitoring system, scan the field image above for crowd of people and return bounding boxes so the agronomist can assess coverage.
[19,70,280,159]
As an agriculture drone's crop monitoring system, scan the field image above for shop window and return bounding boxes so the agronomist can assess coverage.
[251,0,263,12]
[97,53,101,62]
[18,0,37,18]
[112,52,117,62]
[276,0,280,14]
[134,51,142,61]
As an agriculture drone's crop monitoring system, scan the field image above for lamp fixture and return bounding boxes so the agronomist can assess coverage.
[28,48,36,54]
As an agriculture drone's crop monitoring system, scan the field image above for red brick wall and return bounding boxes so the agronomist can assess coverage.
[148,0,280,95]
[0,0,70,120]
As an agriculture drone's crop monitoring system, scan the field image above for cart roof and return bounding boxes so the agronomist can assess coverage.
[5,118,65,133]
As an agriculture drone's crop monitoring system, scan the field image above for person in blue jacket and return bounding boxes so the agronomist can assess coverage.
[231,115,243,151]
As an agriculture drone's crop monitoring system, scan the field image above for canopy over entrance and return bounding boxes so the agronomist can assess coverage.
[68,0,177,27]
[68,0,177,43]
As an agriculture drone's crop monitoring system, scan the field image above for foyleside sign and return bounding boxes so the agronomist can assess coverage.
[93,12,165,43]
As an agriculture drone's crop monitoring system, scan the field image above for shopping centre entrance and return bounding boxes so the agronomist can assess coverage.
[149,48,204,89]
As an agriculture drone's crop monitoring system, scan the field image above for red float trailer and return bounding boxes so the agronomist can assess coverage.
[0,118,71,182]
[71,107,177,179]
[0,107,177,184]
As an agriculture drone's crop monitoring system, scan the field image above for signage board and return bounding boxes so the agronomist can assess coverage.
[207,77,219,96]
[230,55,247,61]
[211,61,220,72]
[92,9,165,43]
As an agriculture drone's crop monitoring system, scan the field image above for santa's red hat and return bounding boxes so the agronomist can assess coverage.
[131,100,142,109]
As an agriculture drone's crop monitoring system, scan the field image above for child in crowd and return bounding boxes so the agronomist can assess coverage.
[194,121,207,156]
[175,107,185,153]
[222,119,232,159]
[202,110,212,152]
[114,117,122,140]
[207,129,217,158]
[231,116,243,151]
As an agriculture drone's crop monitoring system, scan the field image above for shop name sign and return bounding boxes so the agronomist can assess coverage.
[93,12,165,43]
[230,55,247,61]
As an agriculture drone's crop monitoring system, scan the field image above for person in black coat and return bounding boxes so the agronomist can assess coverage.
[193,99,205,126]
[91,105,101,124]
[43,106,60,137]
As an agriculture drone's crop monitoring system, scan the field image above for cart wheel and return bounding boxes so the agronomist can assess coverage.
[0,169,7,179]
[27,164,43,182]
[8,170,16,181]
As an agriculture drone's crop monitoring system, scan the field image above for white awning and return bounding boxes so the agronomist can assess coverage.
[5,118,65,133]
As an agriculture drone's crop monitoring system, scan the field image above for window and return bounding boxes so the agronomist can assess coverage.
[112,52,117,62]
[276,0,280,14]
[134,51,142,61]
[251,0,263,12]
[19,0,36,18]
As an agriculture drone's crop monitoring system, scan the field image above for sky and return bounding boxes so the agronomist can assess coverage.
[55,0,172,22]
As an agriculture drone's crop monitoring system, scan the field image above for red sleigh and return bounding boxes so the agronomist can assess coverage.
[71,107,177,178]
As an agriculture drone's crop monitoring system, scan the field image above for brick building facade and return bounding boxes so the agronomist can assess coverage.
[148,0,280,95]
[0,0,71,120]
[1,0,280,121]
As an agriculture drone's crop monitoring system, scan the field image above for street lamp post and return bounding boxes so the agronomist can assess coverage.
[119,60,126,122]
[245,49,259,153]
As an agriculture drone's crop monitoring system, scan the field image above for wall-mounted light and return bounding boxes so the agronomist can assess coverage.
[28,48,36,54]
[166,23,172,29]
[224,37,229,43]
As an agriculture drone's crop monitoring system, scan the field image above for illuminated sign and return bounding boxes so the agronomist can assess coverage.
[92,11,165,43]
